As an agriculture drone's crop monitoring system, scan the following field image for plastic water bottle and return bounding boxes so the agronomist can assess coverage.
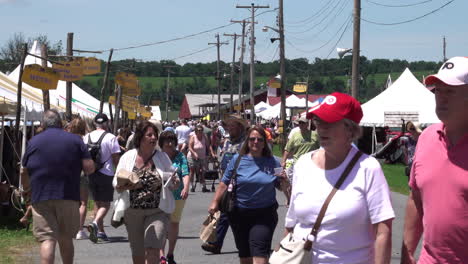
[227,183,233,192]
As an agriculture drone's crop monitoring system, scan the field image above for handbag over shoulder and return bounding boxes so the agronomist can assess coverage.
[219,154,242,213]
[269,151,363,264]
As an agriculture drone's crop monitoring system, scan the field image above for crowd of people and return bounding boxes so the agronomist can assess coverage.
[17,56,468,264]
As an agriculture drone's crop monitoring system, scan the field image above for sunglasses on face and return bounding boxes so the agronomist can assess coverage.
[248,137,265,143]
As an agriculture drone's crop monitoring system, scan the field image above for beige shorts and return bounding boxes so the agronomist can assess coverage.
[32,200,80,242]
[170,200,186,223]
[124,208,169,256]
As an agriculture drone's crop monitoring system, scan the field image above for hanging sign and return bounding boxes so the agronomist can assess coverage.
[81,57,101,75]
[21,64,59,90]
[128,111,136,120]
[108,96,116,105]
[52,61,83,81]
[115,72,138,89]
[293,83,307,93]
[267,78,281,89]
[122,86,141,97]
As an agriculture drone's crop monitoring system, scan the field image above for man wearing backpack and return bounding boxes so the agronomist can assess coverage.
[84,113,121,243]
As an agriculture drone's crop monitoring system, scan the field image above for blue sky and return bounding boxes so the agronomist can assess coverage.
[0,0,466,65]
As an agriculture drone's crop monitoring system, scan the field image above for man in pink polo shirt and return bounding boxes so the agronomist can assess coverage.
[401,57,468,264]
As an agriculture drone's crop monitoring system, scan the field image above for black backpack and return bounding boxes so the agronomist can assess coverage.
[87,132,108,171]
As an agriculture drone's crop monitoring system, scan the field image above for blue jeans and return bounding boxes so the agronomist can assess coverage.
[210,212,229,248]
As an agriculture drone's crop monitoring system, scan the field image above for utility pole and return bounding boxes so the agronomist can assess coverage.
[113,84,122,135]
[224,33,241,113]
[40,44,50,111]
[237,3,269,123]
[231,20,250,115]
[15,43,28,142]
[443,36,447,62]
[351,0,361,99]
[99,48,113,113]
[278,0,287,150]
[66,32,73,121]
[209,34,228,120]
[163,65,176,121]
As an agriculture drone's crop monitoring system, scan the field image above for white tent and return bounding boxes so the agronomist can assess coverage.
[361,68,439,127]
[149,105,162,120]
[258,95,307,119]
[254,101,271,113]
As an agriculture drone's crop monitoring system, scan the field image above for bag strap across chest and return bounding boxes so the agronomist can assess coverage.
[304,150,363,250]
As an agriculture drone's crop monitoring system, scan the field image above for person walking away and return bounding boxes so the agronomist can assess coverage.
[281,117,319,205]
[283,93,394,263]
[201,115,247,254]
[158,131,190,264]
[85,113,121,243]
[187,125,213,192]
[175,119,191,155]
[66,117,92,240]
[208,126,288,264]
[20,109,95,264]
[401,57,468,264]
[113,121,180,264]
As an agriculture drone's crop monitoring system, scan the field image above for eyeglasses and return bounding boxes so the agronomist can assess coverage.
[248,137,265,143]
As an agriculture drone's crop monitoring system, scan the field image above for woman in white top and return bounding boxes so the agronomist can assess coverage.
[284,92,394,264]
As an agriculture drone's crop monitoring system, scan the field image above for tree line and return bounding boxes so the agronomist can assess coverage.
[0,33,442,110]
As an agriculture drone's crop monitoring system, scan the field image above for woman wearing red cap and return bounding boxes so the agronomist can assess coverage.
[281,92,395,263]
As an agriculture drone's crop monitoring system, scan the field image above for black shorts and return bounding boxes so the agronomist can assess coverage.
[228,203,278,258]
[88,171,114,202]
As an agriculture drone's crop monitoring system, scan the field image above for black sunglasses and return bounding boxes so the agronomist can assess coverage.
[248,137,265,143]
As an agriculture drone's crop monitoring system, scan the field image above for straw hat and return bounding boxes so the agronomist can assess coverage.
[406,121,422,133]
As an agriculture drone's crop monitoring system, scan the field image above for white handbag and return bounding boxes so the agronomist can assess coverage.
[269,151,363,264]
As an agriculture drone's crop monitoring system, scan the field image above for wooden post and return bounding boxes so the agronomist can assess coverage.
[40,44,50,111]
[15,43,28,143]
[279,0,287,151]
[224,33,240,113]
[351,0,361,99]
[66,32,74,121]
[99,48,113,113]
[113,85,122,135]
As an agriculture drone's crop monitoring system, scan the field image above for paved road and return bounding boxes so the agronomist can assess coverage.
[25,181,418,264]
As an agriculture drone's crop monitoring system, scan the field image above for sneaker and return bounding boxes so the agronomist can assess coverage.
[87,222,98,243]
[160,256,167,264]
[201,242,221,254]
[75,230,88,240]
[202,187,210,193]
[97,232,109,242]
[167,254,177,264]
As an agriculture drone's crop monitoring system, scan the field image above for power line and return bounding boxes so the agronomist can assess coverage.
[288,0,347,34]
[362,0,455,25]
[286,14,352,54]
[366,0,433,8]
[285,0,337,26]
[326,18,353,58]
[167,46,216,61]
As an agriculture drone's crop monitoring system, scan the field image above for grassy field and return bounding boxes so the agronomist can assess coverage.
[271,144,409,195]
[0,213,36,264]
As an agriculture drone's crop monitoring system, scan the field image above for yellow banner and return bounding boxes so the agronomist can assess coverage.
[293,83,307,93]
[233,105,242,111]
[268,79,281,89]
[115,72,138,90]
[128,111,136,120]
[108,96,116,105]
[81,57,101,75]
[21,64,59,90]
[52,61,83,81]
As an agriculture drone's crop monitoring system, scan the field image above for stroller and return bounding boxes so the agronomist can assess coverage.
[204,156,221,192]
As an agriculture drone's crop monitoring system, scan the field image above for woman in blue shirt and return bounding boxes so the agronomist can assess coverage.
[208,126,287,264]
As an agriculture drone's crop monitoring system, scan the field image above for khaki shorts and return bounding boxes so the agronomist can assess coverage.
[170,200,186,223]
[32,200,80,242]
[124,208,169,256]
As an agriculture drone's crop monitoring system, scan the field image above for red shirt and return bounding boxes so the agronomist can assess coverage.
[410,123,468,264]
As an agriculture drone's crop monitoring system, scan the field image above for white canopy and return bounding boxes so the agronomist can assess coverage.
[361,68,439,127]
[254,101,271,113]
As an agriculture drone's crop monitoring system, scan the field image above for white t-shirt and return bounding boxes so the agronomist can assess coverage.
[285,146,394,264]
[84,130,121,176]
[175,125,191,144]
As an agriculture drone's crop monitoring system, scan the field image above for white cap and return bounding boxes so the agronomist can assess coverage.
[425,57,468,89]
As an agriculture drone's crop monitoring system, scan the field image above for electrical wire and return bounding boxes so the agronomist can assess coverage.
[285,0,336,25]
[366,0,434,8]
[326,19,353,58]
[288,0,347,34]
[167,46,217,61]
[286,14,352,54]
[269,46,280,62]
[362,0,455,26]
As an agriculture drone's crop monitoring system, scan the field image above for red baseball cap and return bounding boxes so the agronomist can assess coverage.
[306,92,363,124]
